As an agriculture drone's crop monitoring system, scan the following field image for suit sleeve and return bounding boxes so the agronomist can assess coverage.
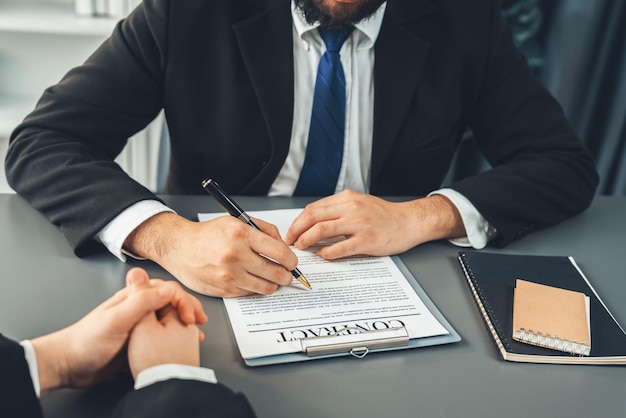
[112,379,257,418]
[449,0,599,245]
[0,335,44,418]
[5,0,170,257]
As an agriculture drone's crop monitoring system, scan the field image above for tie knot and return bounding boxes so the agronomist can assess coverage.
[319,27,354,53]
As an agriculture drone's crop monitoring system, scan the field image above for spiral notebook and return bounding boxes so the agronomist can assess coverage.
[457,251,626,365]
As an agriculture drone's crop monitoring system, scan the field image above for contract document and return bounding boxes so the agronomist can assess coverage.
[199,208,460,365]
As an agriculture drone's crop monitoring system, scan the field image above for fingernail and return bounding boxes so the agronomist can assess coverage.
[127,269,145,286]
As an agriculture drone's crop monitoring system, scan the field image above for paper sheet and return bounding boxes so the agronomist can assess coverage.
[198,208,449,360]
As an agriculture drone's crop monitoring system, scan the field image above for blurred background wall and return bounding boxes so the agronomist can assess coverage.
[447,0,626,196]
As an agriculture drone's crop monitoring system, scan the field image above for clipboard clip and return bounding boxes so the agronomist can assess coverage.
[299,326,409,358]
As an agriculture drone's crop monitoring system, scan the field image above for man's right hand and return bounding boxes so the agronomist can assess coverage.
[124,212,296,297]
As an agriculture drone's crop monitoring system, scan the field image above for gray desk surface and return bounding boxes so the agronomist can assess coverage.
[0,194,624,418]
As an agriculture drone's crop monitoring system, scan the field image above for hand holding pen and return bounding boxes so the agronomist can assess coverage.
[202,179,312,290]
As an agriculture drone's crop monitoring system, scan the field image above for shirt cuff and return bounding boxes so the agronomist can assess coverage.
[429,188,497,249]
[134,364,218,390]
[19,340,40,398]
[96,200,175,262]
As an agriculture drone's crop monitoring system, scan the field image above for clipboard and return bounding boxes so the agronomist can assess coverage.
[239,256,461,366]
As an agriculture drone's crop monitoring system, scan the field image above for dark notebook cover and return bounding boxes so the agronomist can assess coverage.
[457,250,626,365]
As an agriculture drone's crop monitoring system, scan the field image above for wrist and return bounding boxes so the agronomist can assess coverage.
[30,332,70,395]
[130,344,201,380]
[124,212,191,263]
[405,195,466,244]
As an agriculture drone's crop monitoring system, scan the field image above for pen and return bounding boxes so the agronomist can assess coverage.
[201,178,312,290]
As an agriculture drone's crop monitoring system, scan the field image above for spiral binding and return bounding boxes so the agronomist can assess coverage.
[513,328,591,356]
[458,253,512,353]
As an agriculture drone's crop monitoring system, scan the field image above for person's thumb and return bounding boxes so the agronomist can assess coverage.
[125,267,151,293]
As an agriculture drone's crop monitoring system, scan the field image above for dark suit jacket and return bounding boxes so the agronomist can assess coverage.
[0,334,43,417]
[6,0,598,256]
[0,334,256,418]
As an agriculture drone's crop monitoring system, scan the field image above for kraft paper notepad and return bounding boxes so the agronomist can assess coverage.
[512,279,590,356]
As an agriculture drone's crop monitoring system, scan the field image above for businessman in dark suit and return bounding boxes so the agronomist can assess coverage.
[6,0,598,297]
[0,268,256,418]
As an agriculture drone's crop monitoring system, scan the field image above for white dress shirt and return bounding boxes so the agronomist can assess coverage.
[96,1,494,261]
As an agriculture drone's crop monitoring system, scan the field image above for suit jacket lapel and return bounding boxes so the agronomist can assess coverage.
[232,0,294,193]
[371,0,437,183]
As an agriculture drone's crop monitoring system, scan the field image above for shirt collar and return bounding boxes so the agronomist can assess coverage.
[291,1,387,49]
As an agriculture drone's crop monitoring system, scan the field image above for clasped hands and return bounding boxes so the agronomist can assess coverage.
[30,267,208,395]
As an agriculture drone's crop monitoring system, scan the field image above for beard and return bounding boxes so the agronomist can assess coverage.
[294,0,386,30]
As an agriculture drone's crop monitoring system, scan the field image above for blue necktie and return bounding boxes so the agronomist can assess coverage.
[294,27,354,196]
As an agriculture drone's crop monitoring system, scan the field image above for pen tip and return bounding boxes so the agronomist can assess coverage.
[298,274,312,290]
